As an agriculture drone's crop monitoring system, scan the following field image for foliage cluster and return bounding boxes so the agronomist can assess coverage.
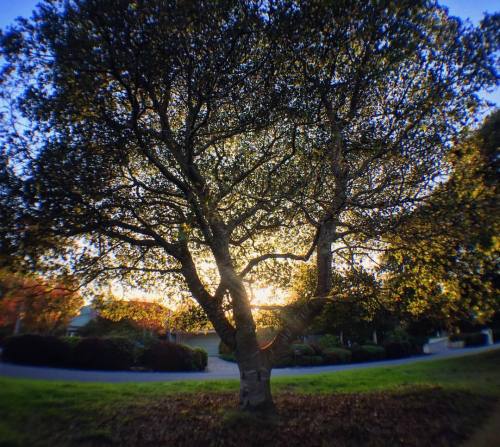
[2,334,207,371]
[93,295,172,334]
[140,340,207,372]
[0,269,83,336]
[448,332,489,347]
[380,112,500,333]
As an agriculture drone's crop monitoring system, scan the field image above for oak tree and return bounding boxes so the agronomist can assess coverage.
[1,0,497,411]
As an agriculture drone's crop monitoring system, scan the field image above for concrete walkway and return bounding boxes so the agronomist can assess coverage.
[1,343,499,383]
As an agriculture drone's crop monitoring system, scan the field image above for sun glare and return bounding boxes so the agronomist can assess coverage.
[249,285,288,306]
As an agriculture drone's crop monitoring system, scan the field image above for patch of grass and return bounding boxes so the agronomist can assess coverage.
[0,350,499,446]
[273,350,500,395]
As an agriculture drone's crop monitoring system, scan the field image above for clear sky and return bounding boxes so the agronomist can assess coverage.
[0,0,498,104]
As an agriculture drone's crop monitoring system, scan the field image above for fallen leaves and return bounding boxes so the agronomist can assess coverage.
[78,386,495,447]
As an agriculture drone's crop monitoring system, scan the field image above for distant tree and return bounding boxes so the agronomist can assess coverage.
[0,269,83,335]
[381,112,500,332]
[93,295,171,334]
[0,1,497,411]
[169,299,213,333]
[290,264,390,343]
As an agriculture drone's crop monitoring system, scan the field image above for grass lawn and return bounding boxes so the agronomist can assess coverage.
[1,350,499,446]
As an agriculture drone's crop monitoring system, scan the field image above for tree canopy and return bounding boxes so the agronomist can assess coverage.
[381,111,500,332]
[0,0,498,411]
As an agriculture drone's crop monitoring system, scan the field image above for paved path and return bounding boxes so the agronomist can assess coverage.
[1,343,499,383]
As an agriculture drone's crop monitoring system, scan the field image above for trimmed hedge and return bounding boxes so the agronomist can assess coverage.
[383,341,413,359]
[291,343,315,356]
[493,329,500,343]
[2,334,71,367]
[140,340,206,371]
[350,345,386,362]
[219,341,233,356]
[2,334,207,372]
[317,334,342,350]
[72,336,135,370]
[193,347,208,370]
[322,347,352,365]
[295,355,324,366]
[449,332,487,347]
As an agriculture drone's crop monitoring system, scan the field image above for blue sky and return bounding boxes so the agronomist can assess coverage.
[0,0,498,104]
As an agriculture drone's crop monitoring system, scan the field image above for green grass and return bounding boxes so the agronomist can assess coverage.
[0,350,499,446]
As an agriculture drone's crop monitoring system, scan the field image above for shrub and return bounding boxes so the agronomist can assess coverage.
[317,334,342,350]
[295,355,324,366]
[273,355,294,368]
[60,335,81,349]
[384,327,410,343]
[2,334,71,367]
[322,347,352,365]
[350,344,386,362]
[307,342,324,356]
[219,352,236,363]
[465,332,487,347]
[219,341,234,355]
[449,332,487,347]
[141,341,205,371]
[291,343,315,357]
[192,347,208,370]
[73,336,135,370]
[383,341,413,359]
[493,328,500,343]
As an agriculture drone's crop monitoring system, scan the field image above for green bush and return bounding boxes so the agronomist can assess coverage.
[493,328,500,343]
[219,341,234,355]
[272,354,294,368]
[291,343,315,356]
[449,332,487,347]
[141,341,205,371]
[2,334,72,367]
[322,347,352,364]
[219,352,236,362]
[73,336,135,370]
[350,344,386,362]
[317,334,342,350]
[60,336,81,349]
[295,355,324,366]
[192,347,208,370]
[383,341,413,359]
[307,342,324,356]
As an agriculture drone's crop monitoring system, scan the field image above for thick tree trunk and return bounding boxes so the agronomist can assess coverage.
[230,281,275,412]
[315,219,336,298]
[237,354,274,412]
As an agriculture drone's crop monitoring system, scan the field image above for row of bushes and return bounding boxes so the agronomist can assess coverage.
[449,332,489,347]
[274,343,389,367]
[1,334,207,372]
[219,338,421,368]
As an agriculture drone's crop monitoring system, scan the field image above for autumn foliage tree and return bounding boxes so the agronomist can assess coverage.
[0,270,83,335]
[0,1,497,411]
[93,295,171,334]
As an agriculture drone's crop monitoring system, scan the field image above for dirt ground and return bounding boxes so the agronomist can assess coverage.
[69,386,495,447]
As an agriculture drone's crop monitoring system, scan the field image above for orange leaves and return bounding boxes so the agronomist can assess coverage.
[0,270,83,334]
[94,296,171,333]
